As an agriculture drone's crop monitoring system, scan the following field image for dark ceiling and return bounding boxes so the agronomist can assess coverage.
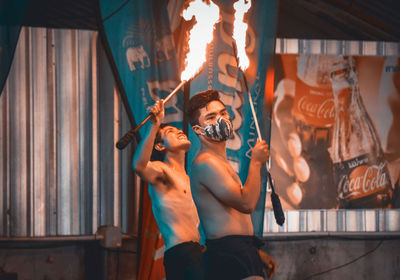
[21,0,400,41]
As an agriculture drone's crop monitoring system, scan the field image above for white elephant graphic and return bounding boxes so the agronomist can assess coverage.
[126,45,150,71]
[155,35,175,62]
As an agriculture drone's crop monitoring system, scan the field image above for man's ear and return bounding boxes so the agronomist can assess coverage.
[155,142,166,151]
[192,125,203,135]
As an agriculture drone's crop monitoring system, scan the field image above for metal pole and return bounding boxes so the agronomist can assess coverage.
[232,41,285,226]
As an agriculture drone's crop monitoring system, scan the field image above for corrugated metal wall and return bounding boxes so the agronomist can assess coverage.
[264,39,400,234]
[2,32,398,237]
[0,27,139,237]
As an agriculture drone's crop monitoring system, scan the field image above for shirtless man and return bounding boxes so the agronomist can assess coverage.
[186,89,277,280]
[133,100,203,280]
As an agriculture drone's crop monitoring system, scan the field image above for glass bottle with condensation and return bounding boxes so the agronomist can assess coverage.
[291,55,339,208]
[329,57,393,208]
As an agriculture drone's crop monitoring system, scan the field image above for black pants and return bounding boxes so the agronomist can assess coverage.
[204,235,265,280]
[163,241,205,280]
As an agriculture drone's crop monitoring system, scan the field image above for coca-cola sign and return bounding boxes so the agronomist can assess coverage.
[338,161,388,200]
[297,96,335,121]
[334,154,393,207]
[294,77,335,127]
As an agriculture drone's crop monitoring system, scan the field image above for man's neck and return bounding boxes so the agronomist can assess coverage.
[164,150,186,171]
[199,137,227,160]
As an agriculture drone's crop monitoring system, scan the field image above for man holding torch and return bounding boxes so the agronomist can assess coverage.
[187,89,277,279]
[132,100,204,280]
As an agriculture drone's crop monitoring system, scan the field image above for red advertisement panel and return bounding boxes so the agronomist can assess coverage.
[270,54,400,209]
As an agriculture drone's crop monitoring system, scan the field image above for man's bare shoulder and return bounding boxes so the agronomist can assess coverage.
[191,152,228,186]
[192,152,222,170]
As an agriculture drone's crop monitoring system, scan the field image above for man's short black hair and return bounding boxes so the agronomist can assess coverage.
[151,123,171,161]
[186,89,222,126]
[154,123,170,145]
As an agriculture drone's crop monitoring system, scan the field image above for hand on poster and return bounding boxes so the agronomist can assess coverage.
[271,78,308,208]
[271,55,339,209]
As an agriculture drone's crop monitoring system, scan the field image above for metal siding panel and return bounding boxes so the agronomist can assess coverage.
[324,40,342,55]
[30,28,48,236]
[336,210,346,232]
[71,30,80,236]
[325,210,338,231]
[131,174,141,235]
[0,84,10,236]
[307,210,323,232]
[9,28,30,237]
[77,30,94,235]
[46,28,58,236]
[120,109,132,233]
[362,41,378,55]
[55,29,73,235]
[276,38,400,56]
[274,38,281,54]
[376,42,385,56]
[310,40,322,54]
[377,209,386,231]
[264,210,272,232]
[1,27,139,238]
[287,210,300,232]
[383,42,400,56]
[386,209,400,231]
[28,29,34,237]
[98,45,116,227]
[364,210,377,232]
[345,210,364,232]
[344,40,361,55]
[299,210,307,232]
[285,39,298,54]
[56,29,83,235]
[91,32,99,234]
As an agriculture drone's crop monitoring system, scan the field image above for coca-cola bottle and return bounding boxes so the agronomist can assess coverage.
[291,55,338,208]
[329,56,393,208]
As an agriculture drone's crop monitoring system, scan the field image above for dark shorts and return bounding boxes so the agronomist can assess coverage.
[163,241,205,280]
[204,235,265,280]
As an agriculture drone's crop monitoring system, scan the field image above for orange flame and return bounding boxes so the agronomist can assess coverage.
[180,0,220,81]
[233,0,251,71]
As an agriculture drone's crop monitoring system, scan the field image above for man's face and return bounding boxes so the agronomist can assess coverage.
[159,125,191,152]
[197,100,230,128]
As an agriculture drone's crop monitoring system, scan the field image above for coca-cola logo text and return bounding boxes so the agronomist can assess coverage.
[297,95,335,120]
[339,162,388,199]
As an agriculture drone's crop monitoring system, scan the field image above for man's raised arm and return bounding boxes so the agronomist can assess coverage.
[132,100,165,184]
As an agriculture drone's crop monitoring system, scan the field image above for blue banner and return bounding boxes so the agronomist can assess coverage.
[186,0,278,237]
[99,0,278,237]
[99,0,183,135]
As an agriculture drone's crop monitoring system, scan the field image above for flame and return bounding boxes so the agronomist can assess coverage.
[180,0,220,81]
[233,0,251,71]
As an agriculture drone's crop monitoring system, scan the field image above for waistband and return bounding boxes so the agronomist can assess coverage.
[205,235,264,249]
[164,241,203,257]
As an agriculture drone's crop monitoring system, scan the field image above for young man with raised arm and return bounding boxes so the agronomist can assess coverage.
[186,89,277,280]
[133,100,204,280]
